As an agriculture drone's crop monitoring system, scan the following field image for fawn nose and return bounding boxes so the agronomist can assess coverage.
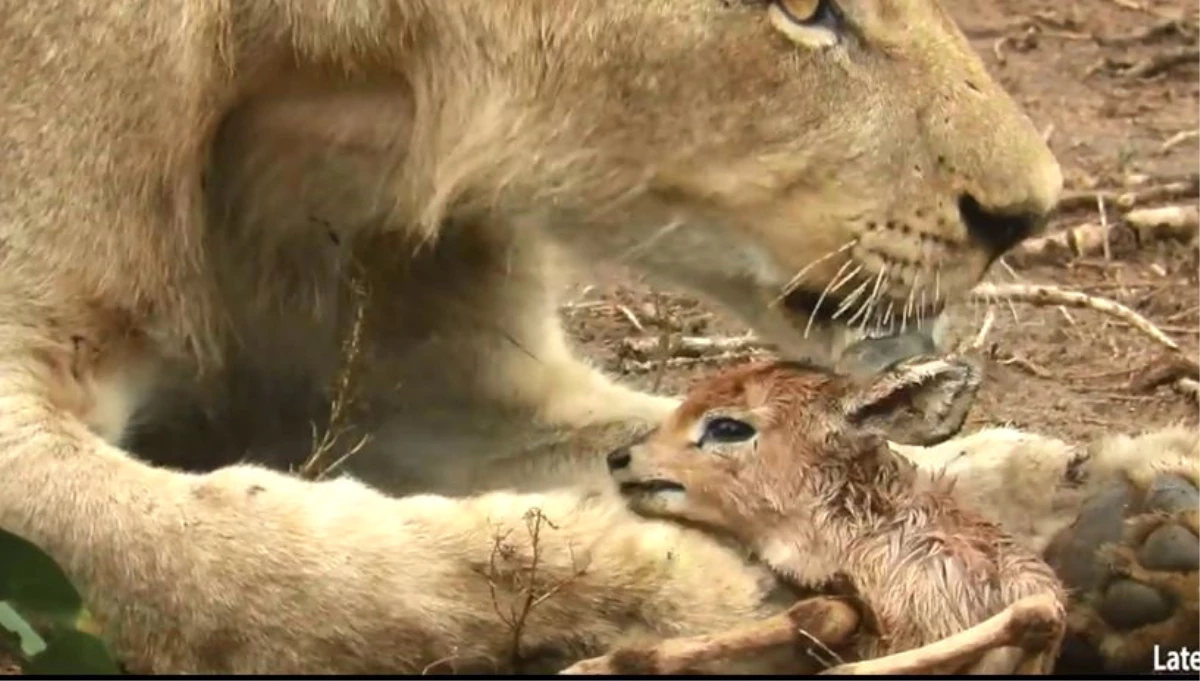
[606,446,632,471]
[958,193,1051,258]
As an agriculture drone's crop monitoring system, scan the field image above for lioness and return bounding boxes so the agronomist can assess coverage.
[0,0,1060,673]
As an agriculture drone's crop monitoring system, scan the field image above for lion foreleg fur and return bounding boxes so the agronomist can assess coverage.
[893,424,1199,554]
[0,407,784,673]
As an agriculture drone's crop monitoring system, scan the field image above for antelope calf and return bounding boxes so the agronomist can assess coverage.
[577,356,1067,675]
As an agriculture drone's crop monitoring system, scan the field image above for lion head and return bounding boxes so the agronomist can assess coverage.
[394,0,1059,368]
[211,0,1063,375]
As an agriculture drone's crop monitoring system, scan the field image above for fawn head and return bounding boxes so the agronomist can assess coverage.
[607,355,982,538]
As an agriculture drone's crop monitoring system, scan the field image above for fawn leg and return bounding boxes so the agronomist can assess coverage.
[558,596,862,675]
[821,593,1064,676]
[967,644,1057,675]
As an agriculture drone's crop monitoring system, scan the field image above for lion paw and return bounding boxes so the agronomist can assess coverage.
[1047,468,1199,674]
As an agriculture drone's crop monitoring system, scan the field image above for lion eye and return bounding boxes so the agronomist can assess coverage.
[700,417,757,445]
[771,0,841,33]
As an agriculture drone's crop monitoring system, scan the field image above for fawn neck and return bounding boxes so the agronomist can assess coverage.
[751,446,931,595]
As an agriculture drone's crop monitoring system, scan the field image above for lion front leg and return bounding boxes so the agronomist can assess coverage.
[350,317,680,495]
[450,323,682,493]
[0,306,770,674]
[346,226,682,495]
[0,316,468,673]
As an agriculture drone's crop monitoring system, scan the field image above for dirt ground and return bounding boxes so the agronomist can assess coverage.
[562,0,1200,445]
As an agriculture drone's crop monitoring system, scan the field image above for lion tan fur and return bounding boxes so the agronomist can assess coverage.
[894,423,1200,554]
[117,462,801,673]
[1,0,1063,672]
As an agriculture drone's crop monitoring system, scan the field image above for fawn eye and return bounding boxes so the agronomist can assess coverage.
[701,417,757,445]
[773,0,839,28]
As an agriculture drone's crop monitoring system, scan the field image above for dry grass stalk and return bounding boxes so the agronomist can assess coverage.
[1160,129,1199,154]
[298,270,373,481]
[480,508,588,672]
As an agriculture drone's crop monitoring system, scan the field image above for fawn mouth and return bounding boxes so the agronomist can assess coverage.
[619,480,686,496]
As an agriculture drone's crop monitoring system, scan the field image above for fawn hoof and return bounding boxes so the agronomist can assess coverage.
[1047,470,1199,674]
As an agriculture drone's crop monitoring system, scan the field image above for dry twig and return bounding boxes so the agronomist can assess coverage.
[1160,129,1200,155]
[1096,18,1195,46]
[1013,203,1198,262]
[622,350,761,374]
[622,333,769,359]
[970,307,997,351]
[964,280,1200,407]
[1057,174,1198,213]
[1125,204,1200,241]
[970,283,1180,352]
[1128,354,1200,402]
[616,331,776,374]
[1123,46,1200,78]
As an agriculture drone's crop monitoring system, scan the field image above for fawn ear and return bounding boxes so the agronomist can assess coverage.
[836,355,983,446]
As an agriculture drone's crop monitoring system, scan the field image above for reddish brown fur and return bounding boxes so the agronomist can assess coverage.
[615,359,1067,664]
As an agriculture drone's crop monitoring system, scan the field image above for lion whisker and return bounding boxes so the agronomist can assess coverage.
[776,239,859,304]
[903,271,921,334]
[850,266,888,330]
[802,260,860,339]
[831,277,871,320]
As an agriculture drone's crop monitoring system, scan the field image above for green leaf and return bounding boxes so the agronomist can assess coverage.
[0,602,47,657]
[0,529,82,618]
[0,529,122,674]
[23,629,121,675]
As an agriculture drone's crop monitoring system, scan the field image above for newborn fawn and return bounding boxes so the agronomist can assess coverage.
[570,356,1066,675]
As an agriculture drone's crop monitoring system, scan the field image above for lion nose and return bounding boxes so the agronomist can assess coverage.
[958,192,1051,258]
[606,446,632,471]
